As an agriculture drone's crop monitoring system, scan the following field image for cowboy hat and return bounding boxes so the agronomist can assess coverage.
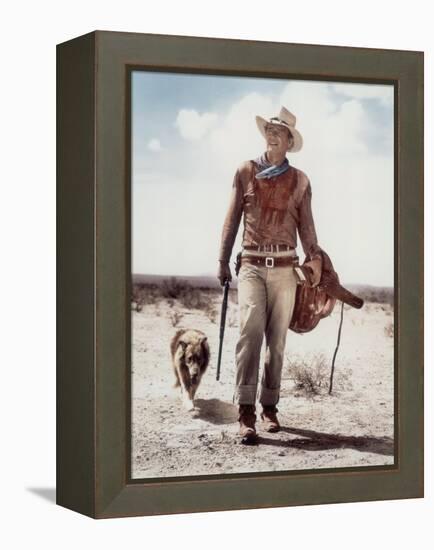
[256,106,303,152]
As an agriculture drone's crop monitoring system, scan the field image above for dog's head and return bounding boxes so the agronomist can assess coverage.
[177,332,209,384]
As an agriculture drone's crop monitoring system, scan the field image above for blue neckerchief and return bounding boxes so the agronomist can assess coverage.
[255,153,290,179]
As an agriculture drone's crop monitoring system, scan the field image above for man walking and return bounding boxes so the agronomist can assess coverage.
[218,106,322,444]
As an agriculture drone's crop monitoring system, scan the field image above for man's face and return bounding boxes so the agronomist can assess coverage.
[265,124,292,156]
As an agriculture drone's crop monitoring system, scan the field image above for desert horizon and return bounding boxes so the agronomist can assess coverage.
[132,273,394,305]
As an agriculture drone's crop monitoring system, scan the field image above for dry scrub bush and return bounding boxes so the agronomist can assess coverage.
[287,353,353,396]
[287,353,329,396]
[205,304,218,324]
[131,284,159,310]
[180,288,209,310]
[360,287,394,306]
[170,310,183,327]
[161,277,188,299]
[133,278,221,315]
[161,277,210,311]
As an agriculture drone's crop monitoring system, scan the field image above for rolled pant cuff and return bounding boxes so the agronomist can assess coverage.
[259,386,280,406]
[233,385,257,405]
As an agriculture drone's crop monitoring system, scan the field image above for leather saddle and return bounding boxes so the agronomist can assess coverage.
[289,250,364,334]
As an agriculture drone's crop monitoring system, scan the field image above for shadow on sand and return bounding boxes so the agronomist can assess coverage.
[258,427,394,456]
[194,398,238,425]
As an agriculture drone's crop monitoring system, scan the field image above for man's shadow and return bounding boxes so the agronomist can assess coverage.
[192,403,394,457]
[258,427,394,456]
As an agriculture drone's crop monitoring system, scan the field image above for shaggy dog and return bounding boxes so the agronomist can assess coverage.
[170,329,210,411]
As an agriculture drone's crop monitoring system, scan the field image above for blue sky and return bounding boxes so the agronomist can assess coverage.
[131,71,394,286]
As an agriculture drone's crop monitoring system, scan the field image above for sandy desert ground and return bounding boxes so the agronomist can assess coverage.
[131,282,394,479]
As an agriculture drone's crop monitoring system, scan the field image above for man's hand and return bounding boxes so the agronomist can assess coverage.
[217,261,232,286]
[304,257,322,287]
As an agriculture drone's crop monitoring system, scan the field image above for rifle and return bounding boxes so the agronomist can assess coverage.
[216,279,230,381]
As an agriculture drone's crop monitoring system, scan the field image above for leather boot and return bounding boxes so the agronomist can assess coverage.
[261,405,280,433]
[238,405,258,445]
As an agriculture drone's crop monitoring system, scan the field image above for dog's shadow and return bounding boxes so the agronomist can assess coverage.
[194,398,238,425]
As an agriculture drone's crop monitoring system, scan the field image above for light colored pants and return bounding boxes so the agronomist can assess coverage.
[234,260,297,406]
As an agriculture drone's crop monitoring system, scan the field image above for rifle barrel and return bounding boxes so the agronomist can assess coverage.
[216,280,230,380]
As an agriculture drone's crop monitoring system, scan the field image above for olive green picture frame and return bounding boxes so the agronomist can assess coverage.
[57,30,423,519]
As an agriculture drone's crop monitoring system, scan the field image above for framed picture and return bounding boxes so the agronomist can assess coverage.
[57,31,423,518]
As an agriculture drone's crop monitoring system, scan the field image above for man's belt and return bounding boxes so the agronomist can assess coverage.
[244,244,295,253]
[241,255,298,268]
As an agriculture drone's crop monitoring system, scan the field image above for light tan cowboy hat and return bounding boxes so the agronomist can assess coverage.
[256,106,303,152]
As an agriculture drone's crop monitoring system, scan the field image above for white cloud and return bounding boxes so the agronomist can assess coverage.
[330,82,394,105]
[208,92,273,166]
[175,109,218,140]
[147,138,162,152]
[279,81,368,157]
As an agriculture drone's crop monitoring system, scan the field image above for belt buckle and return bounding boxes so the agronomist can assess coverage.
[265,257,274,268]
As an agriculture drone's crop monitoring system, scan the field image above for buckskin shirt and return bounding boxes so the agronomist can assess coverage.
[219,159,321,263]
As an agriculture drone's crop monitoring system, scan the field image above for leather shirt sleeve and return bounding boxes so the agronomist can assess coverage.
[298,181,322,261]
[219,168,244,263]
